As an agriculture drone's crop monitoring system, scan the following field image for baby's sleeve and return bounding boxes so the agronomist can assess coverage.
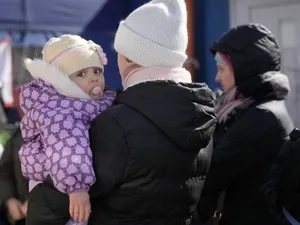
[19,84,48,181]
[42,108,95,194]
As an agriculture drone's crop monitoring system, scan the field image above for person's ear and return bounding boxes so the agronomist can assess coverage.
[125,57,132,63]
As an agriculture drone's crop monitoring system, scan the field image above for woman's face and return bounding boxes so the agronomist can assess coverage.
[215,62,235,92]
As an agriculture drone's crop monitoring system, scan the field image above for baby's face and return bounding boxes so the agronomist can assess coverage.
[70,66,105,100]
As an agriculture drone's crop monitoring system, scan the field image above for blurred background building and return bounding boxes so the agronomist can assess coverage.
[0,0,299,126]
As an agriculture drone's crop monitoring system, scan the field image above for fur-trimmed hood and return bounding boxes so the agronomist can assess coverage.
[24,58,91,100]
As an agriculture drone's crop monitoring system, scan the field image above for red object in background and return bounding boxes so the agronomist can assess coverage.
[13,87,24,118]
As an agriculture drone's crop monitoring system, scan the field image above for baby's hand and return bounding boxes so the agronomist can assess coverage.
[69,190,91,223]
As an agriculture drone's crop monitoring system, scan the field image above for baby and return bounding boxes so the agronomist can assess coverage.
[18,35,116,224]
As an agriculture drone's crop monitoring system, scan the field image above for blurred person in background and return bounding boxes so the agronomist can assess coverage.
[261,127,300,224]
[0,90,28,225]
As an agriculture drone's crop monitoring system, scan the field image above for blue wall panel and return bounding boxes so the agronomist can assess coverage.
[194,0,230,91]
[81,0,125,89]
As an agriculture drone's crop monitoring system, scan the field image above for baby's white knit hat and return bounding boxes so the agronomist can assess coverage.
[42,35,107,76]
[114,0,188,67]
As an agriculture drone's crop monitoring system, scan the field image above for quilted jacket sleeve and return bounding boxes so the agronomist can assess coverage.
[42,108,96,194]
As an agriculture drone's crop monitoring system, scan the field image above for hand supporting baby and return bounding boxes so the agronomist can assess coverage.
[69,190,91,223]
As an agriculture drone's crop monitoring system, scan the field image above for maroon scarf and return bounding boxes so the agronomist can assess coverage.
[216,87,253,124]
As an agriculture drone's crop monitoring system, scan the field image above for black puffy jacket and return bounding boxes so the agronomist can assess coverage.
[261,128,300,224]
[89,81,216,225]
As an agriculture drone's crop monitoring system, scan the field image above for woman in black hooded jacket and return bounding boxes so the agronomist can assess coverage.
[197,23,294,225]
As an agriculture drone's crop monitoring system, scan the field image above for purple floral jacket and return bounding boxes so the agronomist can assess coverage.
[18,79,116,194]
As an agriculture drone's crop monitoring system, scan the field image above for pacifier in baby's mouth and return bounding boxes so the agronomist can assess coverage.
[91,86,103,98]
